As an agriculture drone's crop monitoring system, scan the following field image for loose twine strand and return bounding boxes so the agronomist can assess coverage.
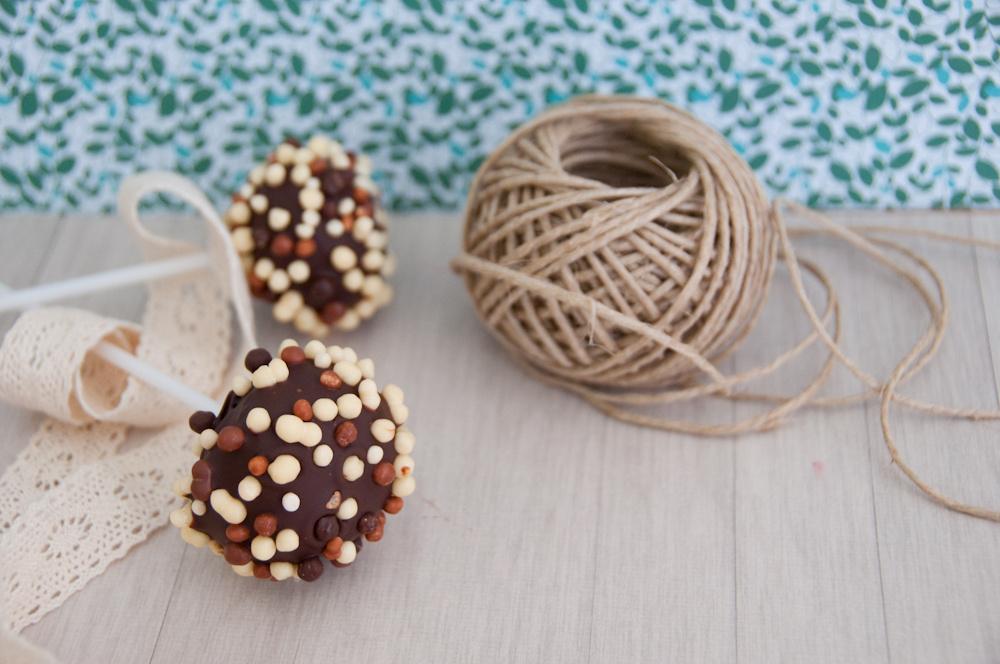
[452,95,1000,523]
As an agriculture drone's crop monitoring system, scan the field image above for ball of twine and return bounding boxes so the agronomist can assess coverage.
[453,95,1000,523]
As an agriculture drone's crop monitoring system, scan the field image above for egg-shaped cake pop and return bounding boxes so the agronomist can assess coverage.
[170,339,414,581]
[224,136,395,336]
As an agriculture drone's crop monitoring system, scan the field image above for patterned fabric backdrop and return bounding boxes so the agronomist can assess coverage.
[0,1,997,212]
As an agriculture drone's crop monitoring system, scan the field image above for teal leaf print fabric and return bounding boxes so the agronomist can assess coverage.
[0,1,997,212]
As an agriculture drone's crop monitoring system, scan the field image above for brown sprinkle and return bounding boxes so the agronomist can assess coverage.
[321,301,347,324]
[253,562,271,580]
[226,524,250,543]
[295,238,317,258]
[341,213,355,230]
[322,536,343,561]
[372,462,395,486]
[293,399,313,421]
[247,273,267,296]
[217,425,246,452]
[224,542,252,566]
[309,157,327,175]
[280,346,306,365]
[383,496,404,514]
[353,187,370,205]
[320,370,343,389]
[365,524,384,542]
[334,421,357,447]
[357,512,378,534]
[270,234,293,257]
[248,455,269,476]
[253,513,278,537]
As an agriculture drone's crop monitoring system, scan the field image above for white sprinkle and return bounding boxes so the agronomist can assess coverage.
[275,414,304,444]
[336,540,357,564]
[336,310,361,331]
[305,176,320,189]
[232,562,254,577]
[269,358,289,382]
[274,143,297,164]
[169,504,193,528]
[307,135,331,157]
[249,193,269,213]
[273,290,304,323]
[300,421,322,447]
[357,358,375,379]
[199,429,218,450]
[313,398,337,421]
[371,418,396,443]
[394,454,415,477]
[242,404,267,430]
[394,425,415,454]
[286,260,310,284]
[290,162,311,185]
[265,162,287,186]
[248,165,265,185]
[302,209,321,226]
[325,219,345,237]
[338,197,356,215]
[267,269,291,293]
[252,365,277,389]
[304,339,326,359]
[330,245,357,271]
[331,151,350,170]
[334,361,362,386]
[342,268,364,292]
[389,400,409,425]
[392,475,416,498]
[253,257,275,280]
[238,475,262,501]
[294,223,315,239]
[366,230,388,250]
[299,187,324,210]
[231,227,254,253]
[278,338,299,351]
[228,201,251,225]
[361,275,384,298]
[251,535,276,561]
[268,454,301,484]
[358,378,381,410]
[366,445,384,464]
[172,476,192,497]
[342,455,364,481]
[382,384,404,404]
[295,147,315,164]
[352,215,374,241]
[337,497,358,520]
[275,528,299,553]
[180,527,210,547]
[282,492,300,512]
[336,394,363,419]
[268,207,291,231]
[361,250,384,271]
[326,345,345,362]
[313,352,332,369]
[210,489,247,524]
[191,499,207,516]
[270,561,296,581]
[313,444,334,467]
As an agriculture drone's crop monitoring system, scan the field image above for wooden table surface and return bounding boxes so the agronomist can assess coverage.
[2,210,1000,663]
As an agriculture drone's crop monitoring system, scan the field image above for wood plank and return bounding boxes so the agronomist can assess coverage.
[850,211,1000,663]
[731,211,890,663]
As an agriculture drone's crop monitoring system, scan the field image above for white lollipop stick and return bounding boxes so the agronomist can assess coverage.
[91,341,217,413]
[0,252,210,313]
[0,282,216,413]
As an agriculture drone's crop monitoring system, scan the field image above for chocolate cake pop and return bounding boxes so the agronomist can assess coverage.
[224,136,395,336]
[170,339,414,581]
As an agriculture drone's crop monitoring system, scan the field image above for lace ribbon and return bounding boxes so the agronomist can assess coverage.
[0,173,255,657]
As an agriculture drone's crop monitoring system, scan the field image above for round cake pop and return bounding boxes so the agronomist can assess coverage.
[224,136,395,336]
[170,339,414,581]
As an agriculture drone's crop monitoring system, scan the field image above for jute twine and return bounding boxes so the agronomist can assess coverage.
[452,95,1000,523]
